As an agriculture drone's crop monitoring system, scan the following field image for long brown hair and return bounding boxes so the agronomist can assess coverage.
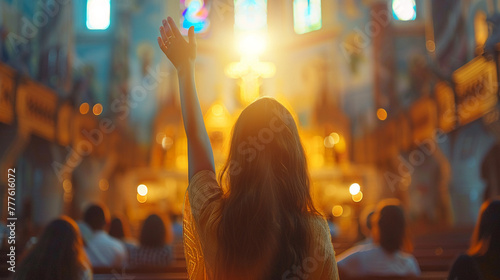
[468,199,500,257]
[216,98,319,279]
[14,216,90,280]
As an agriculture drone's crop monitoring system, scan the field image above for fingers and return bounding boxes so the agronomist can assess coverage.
[159,26,169,43]
[162,19,174,39]
[167,17,183,39]
[157,37,168,54]
[188,26,196,45]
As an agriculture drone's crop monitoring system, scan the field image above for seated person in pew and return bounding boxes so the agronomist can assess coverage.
[83,204,127,268]
[109,216,136,247]
[14,216,92,280]
[448,199,500,280]
[337,199,420,278]
[126,214,173,269]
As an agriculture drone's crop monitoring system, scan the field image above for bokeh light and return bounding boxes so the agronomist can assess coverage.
[79,103,89,114]
[332,205,344,217]
[137,194,147,203]
[99,179,109,191]
[377,108,388,121]
[93,103,103,116]
[137,184,148,196]
[352,191,364,202]
[349,183,361,195]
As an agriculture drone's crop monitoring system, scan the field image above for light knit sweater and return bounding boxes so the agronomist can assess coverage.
[183,170,339,280]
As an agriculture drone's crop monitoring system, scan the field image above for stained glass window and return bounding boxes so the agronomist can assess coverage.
[392,0,417,21]
[86,0,110,30]
[293,0,322,34]
[180,0,210,35]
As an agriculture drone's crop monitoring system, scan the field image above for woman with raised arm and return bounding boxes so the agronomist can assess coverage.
[157,17,338,280]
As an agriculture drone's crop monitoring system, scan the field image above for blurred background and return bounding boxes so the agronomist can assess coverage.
[0,0,499,258]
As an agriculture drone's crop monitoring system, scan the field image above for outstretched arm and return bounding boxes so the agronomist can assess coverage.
[157,17,215,180]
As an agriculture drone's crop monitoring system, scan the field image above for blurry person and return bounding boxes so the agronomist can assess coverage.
[327,214,340,239]
[126,214,173,268]
[336,208,374,260]
[337,200,420,278]
[157,18,338,279]
[448,199,500,280]
[109,216,136,248]
[14,216,91,280]
[357,208,375,245]
[83,204,126,268]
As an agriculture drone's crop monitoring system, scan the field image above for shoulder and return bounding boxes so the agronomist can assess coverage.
[337,243,375,262]
[448,254,480,280]
[187,170,223,220]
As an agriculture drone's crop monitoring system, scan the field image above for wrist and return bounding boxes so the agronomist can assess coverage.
[176,62,195,76]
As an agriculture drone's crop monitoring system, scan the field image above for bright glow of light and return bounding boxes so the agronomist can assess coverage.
[234,0,268,32]
[330,133,340,144]
[211,104,224,116]
[93,104,103,116]
[349,183,361,195]
[392,0,416,21]
[137,184,148,196]
[332,205,343,217]
[137,194,147,203]
[293,0,322,34]
[238,34,267,56]
[324,136,335,148]
[80,103,90,114]
[352,191,363,202]
[377,108,387,121]
[86,0,111,30]
[162,136,173,150]
[181,0,210,35]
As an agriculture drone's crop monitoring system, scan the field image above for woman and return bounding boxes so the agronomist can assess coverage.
[108,216,135,246]
[448,199,500,280]
[14,216,91,280]
[337,200,420,278]
[157,17,337,279]
[126,214,173,269]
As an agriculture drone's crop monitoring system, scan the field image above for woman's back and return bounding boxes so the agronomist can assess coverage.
[183,170,338,280]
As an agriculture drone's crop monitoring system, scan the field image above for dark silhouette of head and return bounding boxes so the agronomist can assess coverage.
[373,200,408,253]
[109,217,125,240]
[468,199,500,256]
[217,97,318,279]
[83,204,107,231]
[14,216,89,280]
[140,214,171,248]
[360,207,375,238]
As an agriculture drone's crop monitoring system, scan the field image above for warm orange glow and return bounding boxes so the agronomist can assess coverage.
[330,132,340,144]
[79,103,90,114]
[93,103,103,115]
[352,191,363,202]
[377,108,387,121]
[99,179,109,191]
[324,136,335,148]
[137,194,147,203]
[63,179,72,192]
[332,205,343,217]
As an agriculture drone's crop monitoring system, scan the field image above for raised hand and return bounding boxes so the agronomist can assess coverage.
[157,17,196,72]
